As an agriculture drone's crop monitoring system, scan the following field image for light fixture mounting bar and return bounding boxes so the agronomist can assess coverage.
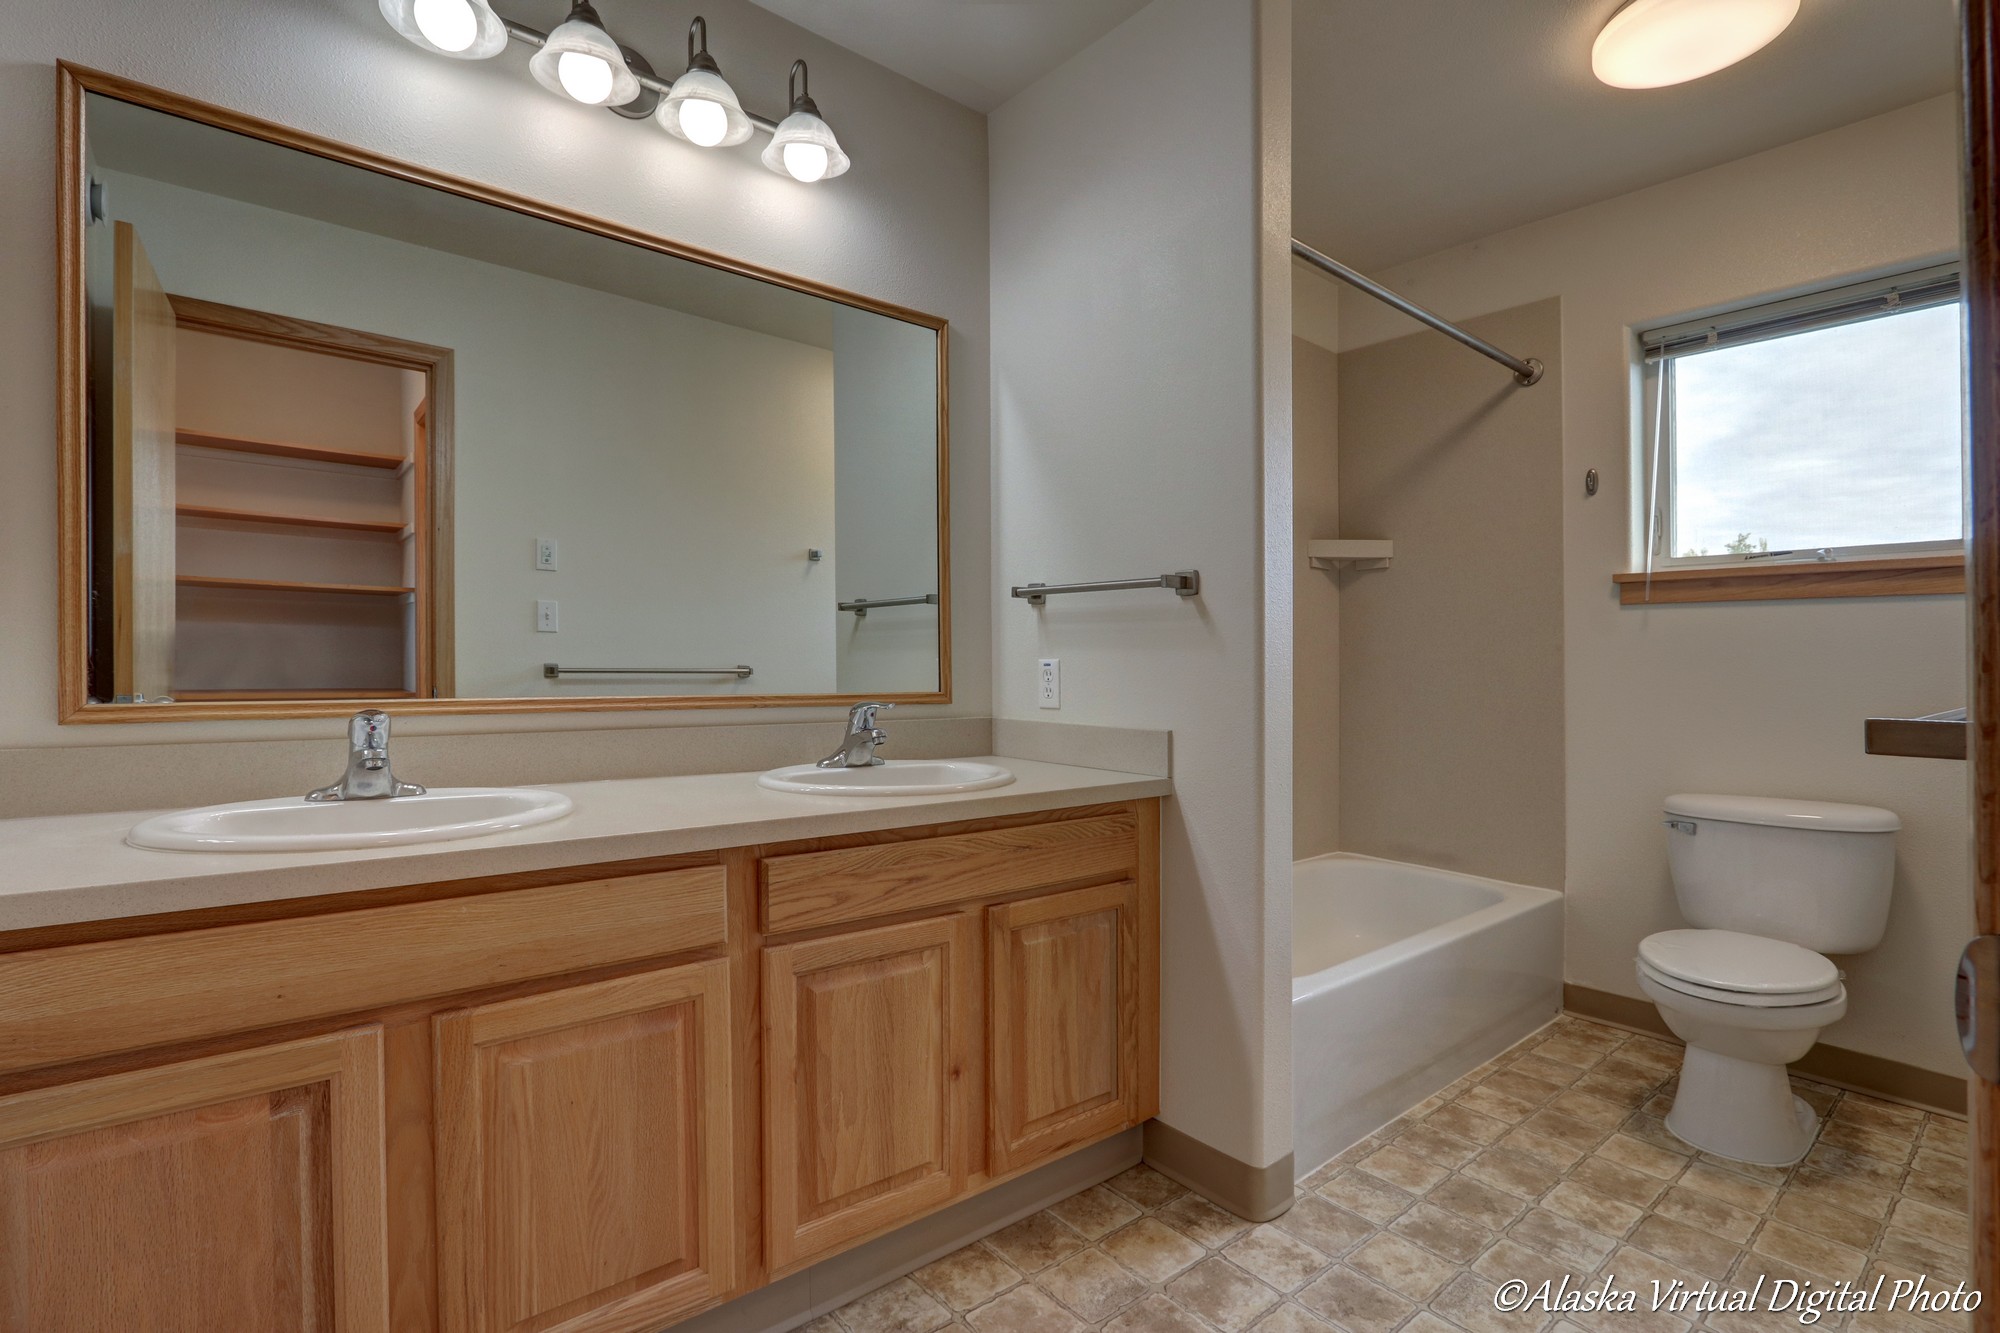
[498,14,779,133]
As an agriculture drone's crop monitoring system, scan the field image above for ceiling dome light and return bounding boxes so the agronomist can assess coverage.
[761,60,850,183]
[659,17,753,148]
[1592,0,1800,89]
[529,0,641,106]
[379,0,507,59]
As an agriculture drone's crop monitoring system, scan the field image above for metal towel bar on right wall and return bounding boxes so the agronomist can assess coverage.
[1011,571,1201,607]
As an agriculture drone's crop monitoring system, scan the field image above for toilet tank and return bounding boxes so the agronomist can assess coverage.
[1663,794,1898,954]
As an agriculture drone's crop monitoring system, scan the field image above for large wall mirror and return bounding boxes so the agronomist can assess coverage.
[57,66,949,722]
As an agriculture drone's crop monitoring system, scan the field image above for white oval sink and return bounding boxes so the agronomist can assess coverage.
[758,760,1015,797]
[128,788,573,853]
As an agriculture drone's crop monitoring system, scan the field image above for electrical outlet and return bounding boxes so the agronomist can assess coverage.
[536,600,559,633]
[1038,658,1060,709]
[535,537,559,571]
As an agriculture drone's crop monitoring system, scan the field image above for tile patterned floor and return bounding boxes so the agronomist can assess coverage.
[817,1016,1973,1333]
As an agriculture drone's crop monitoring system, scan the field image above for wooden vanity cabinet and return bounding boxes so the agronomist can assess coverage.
[762,915,977,1273]
[988,880,1156,1176]
[0,799,1159,1333]
[434,960,736,1333]
[0,860,731,1333]
[754,801,1160,1272]
[0,1026,389,1333]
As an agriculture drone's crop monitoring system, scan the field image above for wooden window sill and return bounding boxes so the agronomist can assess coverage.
[1612,554,1965,605]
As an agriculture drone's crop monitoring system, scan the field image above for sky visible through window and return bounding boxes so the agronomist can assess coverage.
[1671,302,1964,557]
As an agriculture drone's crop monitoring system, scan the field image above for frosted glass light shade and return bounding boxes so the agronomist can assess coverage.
[761,109,850,182]
[379,0,508,59]
[529,11,641,106]
[1592,0,1799,88]
[659,68,754,147]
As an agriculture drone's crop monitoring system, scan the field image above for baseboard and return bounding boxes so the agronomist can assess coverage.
[669,1128,1142,1333]
[1562,983,1969,1117]
[1142,1119,1295,1222]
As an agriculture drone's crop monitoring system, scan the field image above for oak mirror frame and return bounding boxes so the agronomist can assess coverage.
[56,64,951,723]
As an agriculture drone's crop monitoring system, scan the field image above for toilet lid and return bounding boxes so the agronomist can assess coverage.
[1639,929,1840,995]
[1637,957,1845,1008]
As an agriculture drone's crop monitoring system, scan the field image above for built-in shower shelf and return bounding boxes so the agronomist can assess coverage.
[1308,539,1393,570]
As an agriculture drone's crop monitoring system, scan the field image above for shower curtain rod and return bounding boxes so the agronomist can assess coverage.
[1291,238,1544,387]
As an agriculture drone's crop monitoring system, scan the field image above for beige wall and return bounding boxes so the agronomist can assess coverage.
[1336,300,1566,889]
[1293,333,1340,859]
[1,0,989,756]
[1339,96,1968,1075]
[991,0,1294,1172]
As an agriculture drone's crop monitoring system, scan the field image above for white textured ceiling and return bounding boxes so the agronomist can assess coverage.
[1295,0,1958,271]
[738,0,1954,271]
[744,0,1155,112]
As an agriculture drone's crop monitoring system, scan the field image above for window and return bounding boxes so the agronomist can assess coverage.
[1641,266,1965,568]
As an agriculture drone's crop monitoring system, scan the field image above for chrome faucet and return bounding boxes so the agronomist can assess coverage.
[305,710,427,801]
[817,701,893,769]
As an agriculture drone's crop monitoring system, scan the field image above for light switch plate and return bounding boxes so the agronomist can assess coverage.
[535,537,558,571]
[1038,658,1060,709]
[536,600,559,633]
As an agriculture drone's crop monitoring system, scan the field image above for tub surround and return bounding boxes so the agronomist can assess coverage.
[0,755,1169,932]
[1332,300,1566,895]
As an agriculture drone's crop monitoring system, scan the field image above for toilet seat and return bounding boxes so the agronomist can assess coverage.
[1637,929,1843,1008]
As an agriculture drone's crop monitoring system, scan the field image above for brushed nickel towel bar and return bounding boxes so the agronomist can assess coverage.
[544,663,753,678]
[1011,571,1201,607]
[1291,238,1544,387]
[838,592,940,618]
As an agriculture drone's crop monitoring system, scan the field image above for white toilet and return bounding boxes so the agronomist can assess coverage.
[1637,793,1898,1166]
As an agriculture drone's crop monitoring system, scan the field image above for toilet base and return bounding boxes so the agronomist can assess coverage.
[1663,1043,1820,1166]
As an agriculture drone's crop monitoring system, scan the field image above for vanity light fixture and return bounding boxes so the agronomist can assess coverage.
[379,6,849,180]
[378,0,509,59]
[1591,0,1801,89]
[763,60,850,183]
[528,0,641,107]
[659,16,753,148]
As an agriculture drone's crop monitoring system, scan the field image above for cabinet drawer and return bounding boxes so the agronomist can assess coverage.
[0,866,727,1075]
[761,812,1139,933]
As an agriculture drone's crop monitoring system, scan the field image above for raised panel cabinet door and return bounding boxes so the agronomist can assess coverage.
[0,1026,389,1333]
[434,960,735,1333]
[763,915,974,1274]
[988,881,1156,1175]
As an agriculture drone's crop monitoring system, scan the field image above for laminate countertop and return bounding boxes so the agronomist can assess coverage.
[0,757,1171,932]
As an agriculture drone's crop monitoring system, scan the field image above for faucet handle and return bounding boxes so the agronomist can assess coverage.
[848,701,894,729]
[350,709,391,749]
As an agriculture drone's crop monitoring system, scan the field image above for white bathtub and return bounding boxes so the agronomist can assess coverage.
[1292,852,1562,1178]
